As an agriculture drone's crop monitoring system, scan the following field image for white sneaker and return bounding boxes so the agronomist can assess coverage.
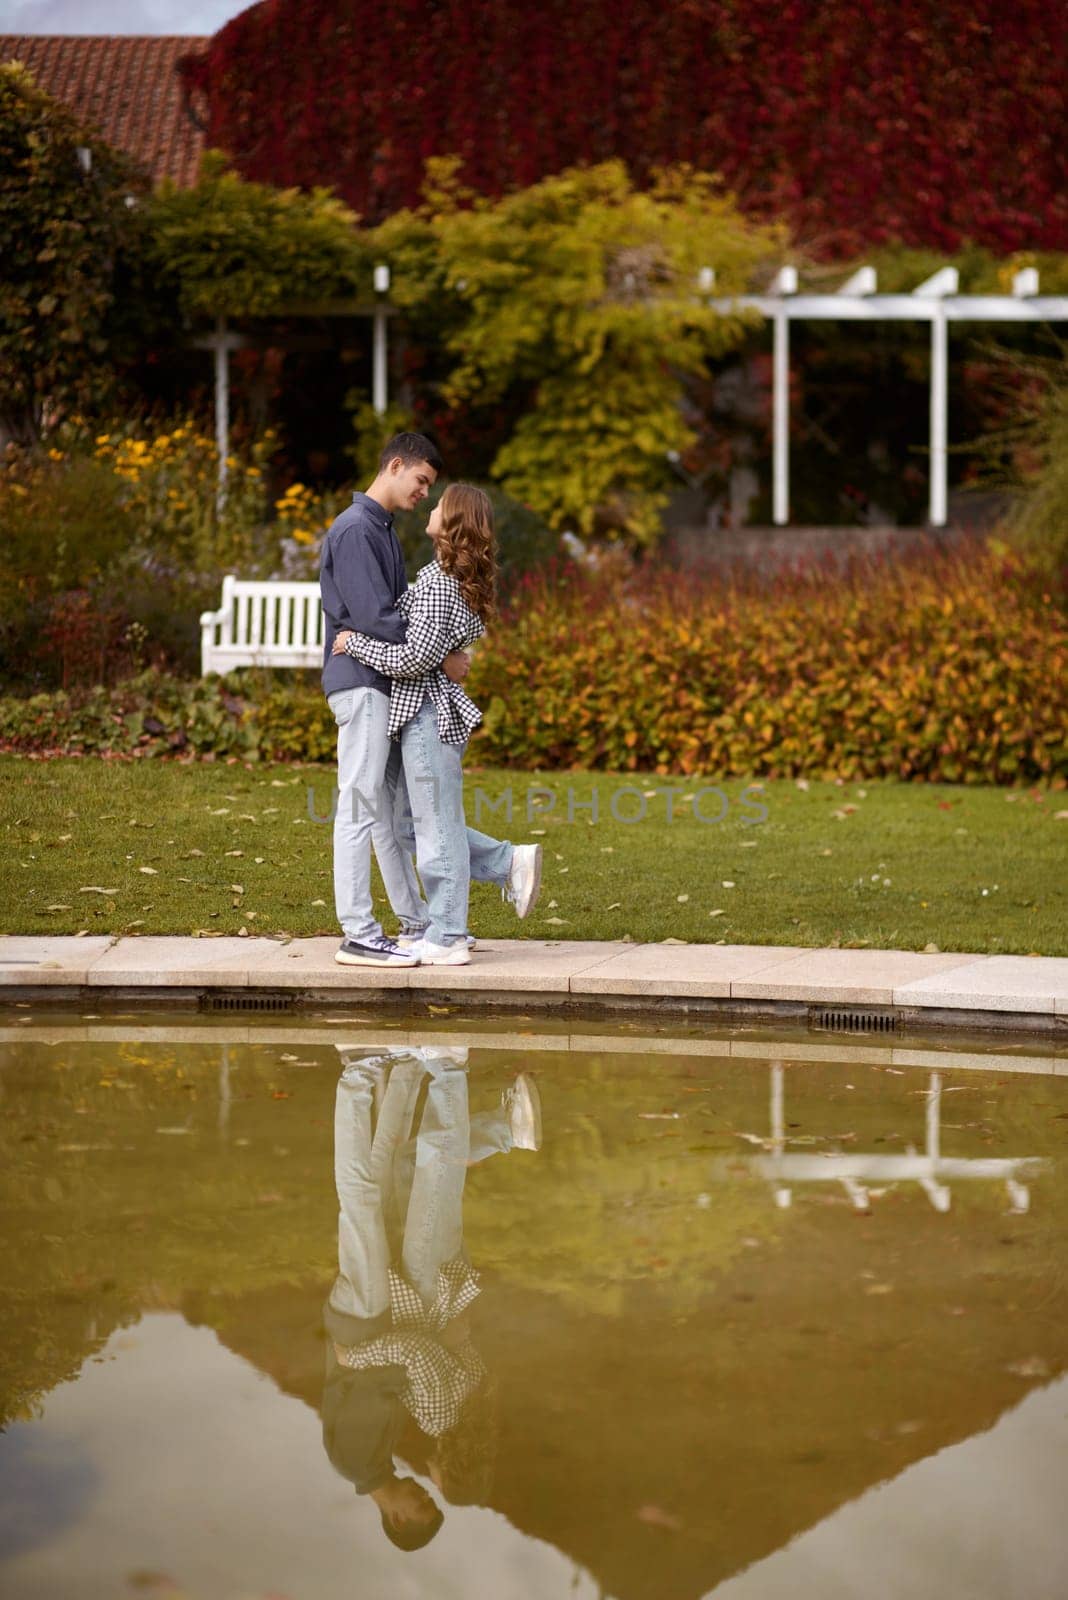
[404,936,472,966]
[507,844,543,919]
[398,930,476,950]
[502,1073,542,1150]
[335,935,418,968]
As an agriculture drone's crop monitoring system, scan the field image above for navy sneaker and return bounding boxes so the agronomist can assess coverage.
[335,935,419,968]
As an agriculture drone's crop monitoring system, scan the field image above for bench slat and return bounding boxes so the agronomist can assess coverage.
[200,578,326,674]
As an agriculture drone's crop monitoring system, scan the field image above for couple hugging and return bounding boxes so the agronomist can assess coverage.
[320,431,543,969]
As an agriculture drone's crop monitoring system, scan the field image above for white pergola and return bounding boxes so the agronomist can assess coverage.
[195,264,393,504]
[710,266,1068,526]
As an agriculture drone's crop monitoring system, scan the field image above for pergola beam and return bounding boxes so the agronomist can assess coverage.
[711,276,1068,529]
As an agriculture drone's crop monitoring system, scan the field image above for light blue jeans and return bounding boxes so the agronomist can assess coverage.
[373,700,513,947]
[329,687,394,945]
[328,1047,513,1321]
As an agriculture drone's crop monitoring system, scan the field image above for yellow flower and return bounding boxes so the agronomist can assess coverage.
[95,434,110,444]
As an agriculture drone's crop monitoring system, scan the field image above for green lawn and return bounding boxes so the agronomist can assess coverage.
[0,757,1064,954]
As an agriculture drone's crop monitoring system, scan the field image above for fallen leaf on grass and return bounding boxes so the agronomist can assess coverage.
[606,901,621,910]
[676,893,689,903]
[138,867,158,875]
[639,1112,680,1120]
[79,886,118,896]
[708,909,725,918]
[185,849,205,858]
[225,850,244,858]
[426,1004,452,1015]
[310,898,326,907]
[46,903,72,911]
[544,916,569,925]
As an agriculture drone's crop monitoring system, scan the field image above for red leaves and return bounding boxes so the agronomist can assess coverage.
[184,0,1067,253]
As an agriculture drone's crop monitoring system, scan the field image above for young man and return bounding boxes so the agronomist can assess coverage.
[320,433,454,967]
[321,432,542,969]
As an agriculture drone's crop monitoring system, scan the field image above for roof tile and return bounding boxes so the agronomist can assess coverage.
[0,35,207,187]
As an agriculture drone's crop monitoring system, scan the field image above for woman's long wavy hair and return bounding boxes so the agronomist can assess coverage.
[435,484,498,622]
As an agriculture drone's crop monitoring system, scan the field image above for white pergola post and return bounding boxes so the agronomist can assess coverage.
[372,263,391,416]
[193,318,249,510]
[214,314,230,509]
[709,265,1068,531]
[770,268,797,526]
[929,307,948,527]
[915,269,958,527]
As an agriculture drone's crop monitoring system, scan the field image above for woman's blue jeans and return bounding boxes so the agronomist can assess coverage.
[372,700,512,946]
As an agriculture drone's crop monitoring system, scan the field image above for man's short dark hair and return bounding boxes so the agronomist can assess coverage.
[380,1503,444,1552]
[379,432,443,475]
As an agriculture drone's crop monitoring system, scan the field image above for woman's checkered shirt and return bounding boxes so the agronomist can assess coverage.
[344,560,484,746]
[337,1258,485,1437]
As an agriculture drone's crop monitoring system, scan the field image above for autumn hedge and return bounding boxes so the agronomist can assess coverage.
[2,544,1064,785]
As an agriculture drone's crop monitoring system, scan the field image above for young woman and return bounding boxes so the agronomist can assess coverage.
[332,483,540,964]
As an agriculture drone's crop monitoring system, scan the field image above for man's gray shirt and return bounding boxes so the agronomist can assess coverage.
[319,492,408,698]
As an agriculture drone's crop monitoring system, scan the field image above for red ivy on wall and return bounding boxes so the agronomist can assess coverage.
[180,0,1067,254]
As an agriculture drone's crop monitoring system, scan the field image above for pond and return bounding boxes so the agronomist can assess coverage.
[1,1013,1066,1600]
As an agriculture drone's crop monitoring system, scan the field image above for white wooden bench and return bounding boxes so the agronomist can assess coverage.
[200,576,324,674]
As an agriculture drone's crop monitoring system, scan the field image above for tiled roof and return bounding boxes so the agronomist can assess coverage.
[0,35,207,187]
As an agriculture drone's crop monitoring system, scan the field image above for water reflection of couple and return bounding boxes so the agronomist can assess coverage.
[322,1045,540,1550]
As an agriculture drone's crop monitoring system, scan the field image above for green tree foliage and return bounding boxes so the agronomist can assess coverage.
[145,151,373,320]
[0,62,150,443]
[995,350,1068,593]
[372,161,781,543]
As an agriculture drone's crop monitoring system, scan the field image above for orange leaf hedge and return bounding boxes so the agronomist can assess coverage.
[466,544,1068,784]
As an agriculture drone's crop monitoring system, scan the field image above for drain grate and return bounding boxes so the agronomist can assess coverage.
[201,992,295,1013]
[810,1006,901,1035]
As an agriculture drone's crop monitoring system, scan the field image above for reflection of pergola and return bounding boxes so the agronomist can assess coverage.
[720,1062,1043,1216]
[710,267,1068,528]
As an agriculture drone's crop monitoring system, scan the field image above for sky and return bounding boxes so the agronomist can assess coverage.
[0,0,251,33]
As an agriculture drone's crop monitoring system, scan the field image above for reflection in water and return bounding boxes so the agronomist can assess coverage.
[322,1045,540,1551]
[0,1023,1067,1600]
[721,1063,1046,1215]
